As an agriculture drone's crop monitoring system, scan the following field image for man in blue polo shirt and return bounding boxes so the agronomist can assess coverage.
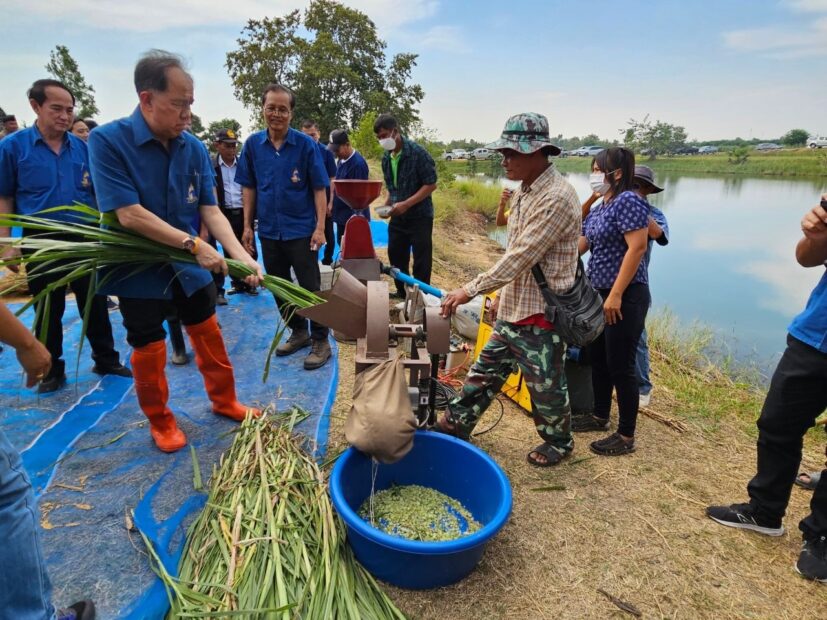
[328,128,370,248]
[707,198,827,583]
[88,50,263,453]
[0,78,129,393]
[238,83,331,370]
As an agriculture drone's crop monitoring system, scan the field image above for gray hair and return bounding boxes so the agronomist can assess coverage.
[134,50,191,94]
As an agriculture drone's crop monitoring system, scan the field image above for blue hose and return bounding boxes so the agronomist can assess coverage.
[383,266,444,298]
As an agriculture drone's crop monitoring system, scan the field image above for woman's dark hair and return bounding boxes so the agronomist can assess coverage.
[260,83,296,109]
[70,118,88,129]
[28,79,75,106]
[592,147,636,197]
[373,113,398,134]
[134,50,190,94]
[84,119,98,130]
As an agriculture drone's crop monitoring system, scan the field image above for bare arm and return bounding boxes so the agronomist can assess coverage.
[201,206,262,284]
[648,217,664,241]
[0,301,51,387]
[391,183,438,216]
[242,186,257,254]
[578,235,590,256]
[495,189,513,227]
[797,202,827,267]
[602,228,648,325]
[0,195,20,271]
[581,191,601,220]
[310,187,327,250]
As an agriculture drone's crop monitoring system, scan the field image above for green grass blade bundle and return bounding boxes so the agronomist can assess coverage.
[152,411,406,619]
[0,206,325,381]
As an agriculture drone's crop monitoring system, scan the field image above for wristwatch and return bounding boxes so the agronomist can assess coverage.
[182,235,198,254]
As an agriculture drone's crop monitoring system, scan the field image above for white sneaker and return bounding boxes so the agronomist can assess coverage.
[639,393,651,407]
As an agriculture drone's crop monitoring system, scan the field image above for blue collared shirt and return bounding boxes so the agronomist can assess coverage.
[235,128,329,241]
[789,269,827,353]
[332,150,370,225]
[88,107,217,299]
[0,125,95,221]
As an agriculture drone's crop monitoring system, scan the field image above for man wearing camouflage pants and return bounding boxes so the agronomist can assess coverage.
[438,113,581,467]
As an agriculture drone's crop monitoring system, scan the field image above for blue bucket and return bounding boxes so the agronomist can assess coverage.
[329,431,512,589]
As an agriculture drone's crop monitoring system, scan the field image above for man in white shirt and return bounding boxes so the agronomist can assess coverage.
[213,128,258,296]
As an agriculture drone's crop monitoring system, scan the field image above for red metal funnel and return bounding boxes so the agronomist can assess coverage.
[334,179,384,211]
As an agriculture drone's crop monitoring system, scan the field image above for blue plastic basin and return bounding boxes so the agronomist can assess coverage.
[329,431,512,589]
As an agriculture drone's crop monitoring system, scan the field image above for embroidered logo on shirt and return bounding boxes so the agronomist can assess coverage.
[186,183,197,203]
[81,170,91,188]
[290,168,301,184]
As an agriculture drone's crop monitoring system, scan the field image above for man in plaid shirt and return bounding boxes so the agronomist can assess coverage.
[439,112,581,467]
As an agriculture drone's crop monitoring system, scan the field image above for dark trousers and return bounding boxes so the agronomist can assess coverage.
[259,236,328,340]
[118,281,216,348]
[322,216,335,266]
[387,217,433,297]
[747,334,827,540]
[25,258,120,379]
[219,207,257,291]
[335,221,346,249]
[588,283,650,437]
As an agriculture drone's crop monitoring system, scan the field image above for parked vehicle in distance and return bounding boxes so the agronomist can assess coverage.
[807,135,827,149]
[441,149,469,161]
[674,146,699,155]
[468,148,497,160]
[755,143,783,151]
[572,145,604,157]
[698,145,718,154]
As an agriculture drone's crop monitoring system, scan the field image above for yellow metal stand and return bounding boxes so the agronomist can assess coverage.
[472,292,533,412]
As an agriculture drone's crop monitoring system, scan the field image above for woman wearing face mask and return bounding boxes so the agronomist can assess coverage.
[576,147,650,456]
[70,118,90,142]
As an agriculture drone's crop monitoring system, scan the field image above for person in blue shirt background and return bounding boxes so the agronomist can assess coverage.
[300,119,337,266]
[328,128,370,249]
[632,165,670,407]
[237,84,332,371]
[89,51,262,453]
[707,197,827,583]
[0,78,130,394]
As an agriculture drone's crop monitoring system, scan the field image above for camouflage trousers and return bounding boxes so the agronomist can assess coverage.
[448,321,572,454]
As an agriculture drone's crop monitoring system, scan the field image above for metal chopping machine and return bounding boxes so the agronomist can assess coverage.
[298,180,450,426]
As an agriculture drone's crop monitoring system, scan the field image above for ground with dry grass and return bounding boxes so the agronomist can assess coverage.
[328,207,827,619]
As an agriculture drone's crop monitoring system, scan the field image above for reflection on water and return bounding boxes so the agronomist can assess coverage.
[485,170,827,375]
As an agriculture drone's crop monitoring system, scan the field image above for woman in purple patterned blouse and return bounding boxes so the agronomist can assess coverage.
[576,147,650,456]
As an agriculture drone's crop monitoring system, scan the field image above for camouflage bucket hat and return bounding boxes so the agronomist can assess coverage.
[486,112,561,156]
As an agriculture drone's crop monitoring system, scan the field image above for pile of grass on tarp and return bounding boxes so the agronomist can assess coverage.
[143,410,406,619]
[0,206,324,380]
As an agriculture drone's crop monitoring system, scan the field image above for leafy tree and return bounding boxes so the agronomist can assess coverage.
[728,146,750,165]
[225,0,424,137]
[206,118,243,141]
[45,45,99,118]
[188,113,209,142]
[622,115,687,159]
[780,129,809,147]
[350,111,384,161]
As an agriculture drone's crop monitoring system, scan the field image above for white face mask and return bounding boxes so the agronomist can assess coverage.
[378,133,397,151]
[589,172,609,195]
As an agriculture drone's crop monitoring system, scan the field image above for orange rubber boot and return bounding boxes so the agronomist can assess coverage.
[131,340,187,452]
[185,315,261,422]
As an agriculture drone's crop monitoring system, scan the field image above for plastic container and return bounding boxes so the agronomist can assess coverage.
[329,431,512,589]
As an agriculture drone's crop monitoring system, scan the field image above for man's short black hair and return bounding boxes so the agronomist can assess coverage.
[84,119,98,130]
[27,79,75,106]
[134,50,191,94]
[373,113,398,134]
[261,83,296,109]
[300,119,318,130]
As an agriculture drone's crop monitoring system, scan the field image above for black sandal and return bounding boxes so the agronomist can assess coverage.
[589,432,636,456]
[526,443,568,467]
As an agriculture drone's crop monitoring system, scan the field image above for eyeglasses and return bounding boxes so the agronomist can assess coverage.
[265,106,291,117]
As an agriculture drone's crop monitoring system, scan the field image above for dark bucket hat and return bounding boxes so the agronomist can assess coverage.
[486,112,561,156]
[633,165,663,193]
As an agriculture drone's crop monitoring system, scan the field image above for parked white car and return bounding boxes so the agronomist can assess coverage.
[469,148,497,160]
[698,145,719,154]
[807,135,827,149]
[572,145,604,157]
[441,149,469,161]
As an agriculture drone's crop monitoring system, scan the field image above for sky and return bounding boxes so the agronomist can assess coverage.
[2,0,826,143]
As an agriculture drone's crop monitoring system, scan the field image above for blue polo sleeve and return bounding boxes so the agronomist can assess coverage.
[88,130,140,212]
[417,147,437,186]
[651,206,670,246]
[0,138,18,197]
[322,147,336,178]
[614,191,649,233]
[354,155,369,180]
[234,140,256,188]
[196,143,217,206]
[307,142,330,190]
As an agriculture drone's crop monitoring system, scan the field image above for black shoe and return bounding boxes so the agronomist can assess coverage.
[246,287,259,296]
[216,293,228,306]
[571,414,610,432]
[795,536,827,582]
[589,432,635,456]
[705,502,784,536]
[276,330,311,356]
[92,363,133,378]
[304,338,332,370]
[57,600,95,620]
[38,373,67,394]
[106,296,118,310]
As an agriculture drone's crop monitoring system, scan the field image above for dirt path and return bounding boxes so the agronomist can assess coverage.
[328,210,827,619]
